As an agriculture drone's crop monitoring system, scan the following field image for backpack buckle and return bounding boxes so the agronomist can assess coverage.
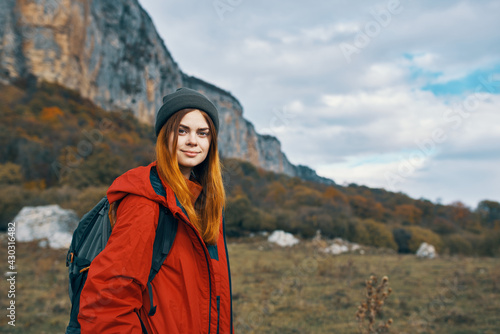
[66,252,74,266]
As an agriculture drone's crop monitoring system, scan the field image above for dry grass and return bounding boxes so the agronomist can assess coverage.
[229,237,500,333]
[0,237,499,333]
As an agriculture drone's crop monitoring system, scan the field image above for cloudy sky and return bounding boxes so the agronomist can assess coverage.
[139,0,500,208]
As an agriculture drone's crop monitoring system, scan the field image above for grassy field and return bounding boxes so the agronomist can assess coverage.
[1,236,499,333]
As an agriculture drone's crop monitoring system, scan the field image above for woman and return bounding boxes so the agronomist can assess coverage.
[78,88,233,333]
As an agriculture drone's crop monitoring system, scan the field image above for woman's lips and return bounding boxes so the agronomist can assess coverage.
[182,150,199,157]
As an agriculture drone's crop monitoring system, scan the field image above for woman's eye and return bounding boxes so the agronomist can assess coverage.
[179,128,187,134]
[198,131,208,137]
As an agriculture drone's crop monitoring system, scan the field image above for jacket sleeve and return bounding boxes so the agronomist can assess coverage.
[78,195,159,333]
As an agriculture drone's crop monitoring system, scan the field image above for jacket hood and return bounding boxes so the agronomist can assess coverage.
[107,162,168,207]
[107,162,203,220]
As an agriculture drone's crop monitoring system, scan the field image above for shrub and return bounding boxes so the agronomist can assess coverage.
[225,195,260,236]
[442,234,473,255]
[353,219,397,250]
[406,226,443,253]
[0,185,31,231]
[477,231,500,257]
[392,228,412,253]
[72,186,108,217]
[0,162,23,185]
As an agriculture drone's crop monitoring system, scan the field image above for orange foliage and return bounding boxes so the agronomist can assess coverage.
[23,179,47,190]
[40,106,64,122]
[323,186,348,204]
[264,181,287,204]
[349,195,385,220]
[450,201,480,230]
[394,204,423,224]
[450,201,469,220]
[117,132,137,145]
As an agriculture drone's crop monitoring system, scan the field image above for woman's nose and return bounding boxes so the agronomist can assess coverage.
[186,132,197,145]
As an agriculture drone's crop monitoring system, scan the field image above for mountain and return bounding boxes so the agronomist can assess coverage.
[0,0,333,185]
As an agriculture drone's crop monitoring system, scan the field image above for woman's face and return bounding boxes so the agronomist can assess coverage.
[171,110,211,178]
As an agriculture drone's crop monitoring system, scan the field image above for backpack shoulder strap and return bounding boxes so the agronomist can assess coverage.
[146,166,178,316]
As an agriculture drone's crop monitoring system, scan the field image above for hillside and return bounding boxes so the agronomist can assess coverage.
[1,80,499,256]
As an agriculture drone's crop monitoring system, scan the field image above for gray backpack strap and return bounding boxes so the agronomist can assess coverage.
[146,166,178,316]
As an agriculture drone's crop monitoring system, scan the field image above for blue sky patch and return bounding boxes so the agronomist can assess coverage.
[422,64,500,96]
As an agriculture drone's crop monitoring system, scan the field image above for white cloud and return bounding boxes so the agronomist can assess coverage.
[138,0,500,207]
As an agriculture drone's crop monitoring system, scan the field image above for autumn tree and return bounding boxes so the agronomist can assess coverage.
[263,181,287,206]
[394,204,423,225]
[0,162,23,185]
[477,200,500,229]
[449,201,480,231]
[349,195,385,220]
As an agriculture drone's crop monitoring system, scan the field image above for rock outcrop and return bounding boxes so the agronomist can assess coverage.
[14,204,78,249]
[322,238,361,255]
[416,242,437,259]
[0,0,333,184]
[268,230,299,247]
[0,0,182,124]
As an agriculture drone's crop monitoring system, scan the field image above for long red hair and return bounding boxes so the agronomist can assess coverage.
[156,108,225,245]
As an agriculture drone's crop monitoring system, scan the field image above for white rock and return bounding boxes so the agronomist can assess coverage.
[323,238,362,255]
[14,205,78,249]
[324,243,349,255]
[351,244,361,251]
[416,242,437,259]
[267,230,299,247]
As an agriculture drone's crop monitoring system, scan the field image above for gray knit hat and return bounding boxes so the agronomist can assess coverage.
[155,87,219,137]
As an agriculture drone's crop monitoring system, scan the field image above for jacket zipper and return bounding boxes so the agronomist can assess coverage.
[176,212,213,334]
[216,296,220,334]
[222,214,233,333]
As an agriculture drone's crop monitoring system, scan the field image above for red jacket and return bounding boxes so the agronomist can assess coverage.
[78,162,233,333]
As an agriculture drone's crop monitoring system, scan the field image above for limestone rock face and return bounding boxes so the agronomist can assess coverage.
[14,204,78,249]
[0,0,333,184]
[1,0,182,123]
[183,75,298,176]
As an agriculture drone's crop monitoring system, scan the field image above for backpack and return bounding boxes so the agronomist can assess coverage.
[65,167,177,334]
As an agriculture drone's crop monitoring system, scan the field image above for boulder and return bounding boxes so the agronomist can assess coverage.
[14,205,78,249]
[268,230,299,247]
[416,242,437,259]
[323,238,361,255]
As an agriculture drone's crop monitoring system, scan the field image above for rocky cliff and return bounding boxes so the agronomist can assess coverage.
[0,0,333,184]
[0,0,182,123]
